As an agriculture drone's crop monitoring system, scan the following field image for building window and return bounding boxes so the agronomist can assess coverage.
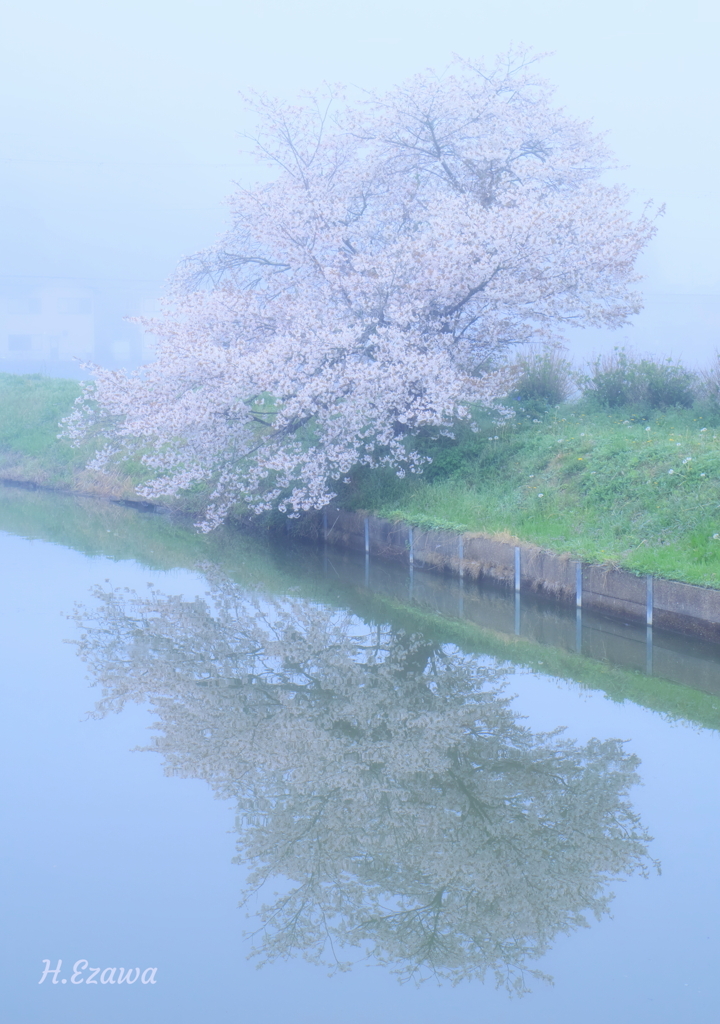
[8,335,32,351]
[57,297,92,314]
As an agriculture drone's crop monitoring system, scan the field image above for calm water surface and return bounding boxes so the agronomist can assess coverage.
[1,488,718,1024]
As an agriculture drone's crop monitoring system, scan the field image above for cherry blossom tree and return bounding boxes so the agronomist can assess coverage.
[64,52,658,528]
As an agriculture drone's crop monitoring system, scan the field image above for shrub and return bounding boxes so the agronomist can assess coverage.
[582,348,696,410]
[639,357,696,409]
[510,347,576,413]
[698,352,720,418]
[581,348,643,408]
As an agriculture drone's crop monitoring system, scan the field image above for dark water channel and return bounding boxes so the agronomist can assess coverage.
[1,487,719,1024]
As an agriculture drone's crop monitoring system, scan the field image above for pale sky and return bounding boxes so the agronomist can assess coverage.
[1,0,719,361]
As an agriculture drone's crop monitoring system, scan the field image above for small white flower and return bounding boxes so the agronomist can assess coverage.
[714,534,720,540]
[701,427,708,432]
[529,474,535,479]
[645,426,651,432]
[682,457,692,464]
[677,442,682,446]
[701,473,707,477]
[537,492,544,497]
[580,432,585,436]
[668,469,674,474]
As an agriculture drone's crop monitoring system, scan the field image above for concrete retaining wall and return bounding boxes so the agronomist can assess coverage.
[319,509,720,644]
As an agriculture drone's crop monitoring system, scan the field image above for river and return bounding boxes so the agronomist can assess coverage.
[1,486,718,1024]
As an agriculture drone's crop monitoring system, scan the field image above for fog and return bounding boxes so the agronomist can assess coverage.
[1,0,718,374]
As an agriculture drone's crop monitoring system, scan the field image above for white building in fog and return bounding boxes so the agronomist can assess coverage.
[1,284,94,365]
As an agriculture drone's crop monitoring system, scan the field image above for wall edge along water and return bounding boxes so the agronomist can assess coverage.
[313,508,720,645]
[1,477,719,646]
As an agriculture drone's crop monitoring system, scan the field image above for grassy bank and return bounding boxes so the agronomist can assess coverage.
[0,374,82,483]
[3,372,720,588]
[0,373,149,500]
[339,404,720,588]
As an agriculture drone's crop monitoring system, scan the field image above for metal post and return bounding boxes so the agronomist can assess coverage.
[364,517,370,555]
[514,547,521,593]
[576,562,583,609]
[458,535,464,579]
[646,575,653,627]
[514,591,521,636]
[575,608,582,653]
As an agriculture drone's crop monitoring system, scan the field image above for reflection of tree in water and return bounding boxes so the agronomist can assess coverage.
[73,570,655,991]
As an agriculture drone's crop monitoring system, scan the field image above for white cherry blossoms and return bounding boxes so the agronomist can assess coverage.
[63,53,657,529]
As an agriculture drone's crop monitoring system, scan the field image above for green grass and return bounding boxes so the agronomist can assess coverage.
[0,373,84,484]
[339,404,720,588]
[0,373,153,498]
